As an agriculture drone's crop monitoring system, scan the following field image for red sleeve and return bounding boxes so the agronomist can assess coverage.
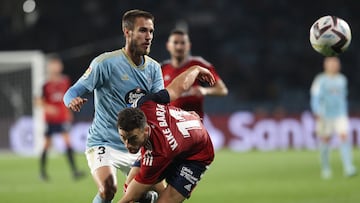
[134,149,172,185]
[205,64,221,82]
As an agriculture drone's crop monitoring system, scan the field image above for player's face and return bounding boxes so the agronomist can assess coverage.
[166,34,191,61]
[127,17,154,56]
[324,57,341,74]
[119,125,150,154]
[47,59,63,76]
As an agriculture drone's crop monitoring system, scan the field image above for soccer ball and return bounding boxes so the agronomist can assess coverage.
[309,16,351,56]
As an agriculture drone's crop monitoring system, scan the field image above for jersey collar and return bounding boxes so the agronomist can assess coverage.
[121,48,146,70]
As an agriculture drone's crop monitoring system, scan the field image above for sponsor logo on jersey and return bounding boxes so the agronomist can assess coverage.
[164,74,171,81]
[121,74,129,80]
[125,87,147,106]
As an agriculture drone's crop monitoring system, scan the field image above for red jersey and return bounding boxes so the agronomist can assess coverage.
[42,76,71,124]
[161,56,221,118]
[135,100,214,185]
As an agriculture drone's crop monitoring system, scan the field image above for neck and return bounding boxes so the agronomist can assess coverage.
[171,56,188,68]
[124,46,142,66]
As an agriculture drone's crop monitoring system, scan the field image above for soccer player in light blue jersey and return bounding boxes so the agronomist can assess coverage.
[63,10,163,203]
[310,56,356,179]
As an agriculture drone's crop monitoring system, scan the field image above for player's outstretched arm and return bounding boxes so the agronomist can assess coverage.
[166,65,215,101]
[118,179,152,203]
[63,82,89,112]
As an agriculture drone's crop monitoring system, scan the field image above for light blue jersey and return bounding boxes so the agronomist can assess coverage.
[310,73,348,118]
[73,48,164,151]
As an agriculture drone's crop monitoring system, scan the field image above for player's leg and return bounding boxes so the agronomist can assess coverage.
[61,123,84,179]
[157,185,185,203]
[40,131,52,181]
[336,117,356,177]
[159,161,209,203]
[316,118,332,179]
[86,146,118,203]
[92,166,118,202]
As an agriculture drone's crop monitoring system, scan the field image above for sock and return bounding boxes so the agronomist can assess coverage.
[92,193,112,203]
[319,142,330,172]
[40,149,47,175]
[65,147,77,172]
[339,140,354,173]
[138,191,158,203]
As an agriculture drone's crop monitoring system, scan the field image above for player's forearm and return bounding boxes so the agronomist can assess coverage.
[63,82,88,107]
[166,66,200,101]
[167,65,215,101]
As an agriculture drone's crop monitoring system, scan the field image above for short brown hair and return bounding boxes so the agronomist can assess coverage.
[117,108,147,132]
[170,29,188,36]
[122,9,154,31]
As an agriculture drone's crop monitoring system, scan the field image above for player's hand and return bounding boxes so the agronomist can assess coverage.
[196,67,215,86]
[68,97,88,112]
[189,111,201,119]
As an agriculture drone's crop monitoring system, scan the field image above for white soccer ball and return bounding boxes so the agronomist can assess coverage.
[309,15,351,56]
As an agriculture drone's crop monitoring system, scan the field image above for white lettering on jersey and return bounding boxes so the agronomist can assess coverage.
[156,104,178,151]
[163,128,178,151]
[156,104,168,127]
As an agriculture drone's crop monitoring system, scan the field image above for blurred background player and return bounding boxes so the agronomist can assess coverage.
[310,56,356,179]
[161,29,228,119]
[63,9,163,203]
[38,55,84,181]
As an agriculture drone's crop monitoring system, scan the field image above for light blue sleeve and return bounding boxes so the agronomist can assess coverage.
[63,82,89,107]
[150,63,164,93]
[79,58,111,91]
[310,75,322,116]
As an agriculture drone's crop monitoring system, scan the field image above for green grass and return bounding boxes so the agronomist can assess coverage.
[0,150,359,203]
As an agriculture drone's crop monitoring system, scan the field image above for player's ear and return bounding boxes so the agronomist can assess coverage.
[123,28,131,38]
[144,124,150,136]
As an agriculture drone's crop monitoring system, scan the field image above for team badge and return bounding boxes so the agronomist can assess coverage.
[82,67,92,79]
[125,87,147,106]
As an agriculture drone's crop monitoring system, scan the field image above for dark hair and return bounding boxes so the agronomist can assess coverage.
[122,9,154,31]
[117,108,147,132]
[170,29,188,36]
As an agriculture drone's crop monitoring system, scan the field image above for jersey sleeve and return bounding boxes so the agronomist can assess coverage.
[310,75,322,115]
[195,56,221,82]
[133,89,170,108]
[78,58,111,92]
[151,63,165,93]
[135,150,172,185]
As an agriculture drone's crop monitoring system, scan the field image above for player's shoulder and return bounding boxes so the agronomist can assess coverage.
[338,73,347,80]
[189,56,213,67]
[144,55,161,68]
[160,59,171,67]
[314,73,326,80]
[93,49,124,64]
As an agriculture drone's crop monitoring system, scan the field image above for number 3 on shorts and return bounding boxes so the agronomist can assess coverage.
[98,146,106,155]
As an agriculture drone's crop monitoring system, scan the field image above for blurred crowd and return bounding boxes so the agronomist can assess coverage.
[1,0,360,114]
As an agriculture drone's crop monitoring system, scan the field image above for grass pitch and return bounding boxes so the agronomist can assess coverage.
[0,149,359,203]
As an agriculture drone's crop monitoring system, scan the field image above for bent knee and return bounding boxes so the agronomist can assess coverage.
[99,184,117,200]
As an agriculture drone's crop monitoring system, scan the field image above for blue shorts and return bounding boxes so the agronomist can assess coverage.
[132,159,209,198]
[45,123,71,137]
[162,160,208,198]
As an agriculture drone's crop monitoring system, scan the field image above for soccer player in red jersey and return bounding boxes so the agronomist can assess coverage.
[117,66,215,203]
[38,56,83,181]
[162,29,228,118]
